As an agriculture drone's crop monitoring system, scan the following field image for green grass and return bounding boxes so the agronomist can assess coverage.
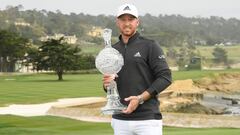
[0,115,239,135]
[81,44,240,61]
[1,69,240,106]
[172,69,240,80]
[164,127,240,135]
[0,73,104,106]
[80,43,240,59]
[80,44,103,55]
[0,115,113,135]
[162,45,240,62]
[196,45,240,60]
[1,70,240,134]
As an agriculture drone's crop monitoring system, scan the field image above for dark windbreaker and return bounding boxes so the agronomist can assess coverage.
[111,32,172,120]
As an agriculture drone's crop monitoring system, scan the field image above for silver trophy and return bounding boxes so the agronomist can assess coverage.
[95,28,126,115]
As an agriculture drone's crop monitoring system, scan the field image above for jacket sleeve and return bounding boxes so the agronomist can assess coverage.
[146,41,172,96]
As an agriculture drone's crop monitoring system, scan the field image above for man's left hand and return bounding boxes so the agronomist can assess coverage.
[122,96,140,114]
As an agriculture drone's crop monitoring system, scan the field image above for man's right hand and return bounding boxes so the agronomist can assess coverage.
[102,74,116,89]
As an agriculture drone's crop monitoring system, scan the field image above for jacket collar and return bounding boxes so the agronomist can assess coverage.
[119,31,140,45]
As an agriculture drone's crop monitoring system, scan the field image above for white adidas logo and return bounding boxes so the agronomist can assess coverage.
[158,55,165,59]
[134,52,141,57]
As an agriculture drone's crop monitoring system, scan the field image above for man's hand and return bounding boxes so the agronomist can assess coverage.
[102,74,116,89]
[122,96,140,114]
[122,91,151,114]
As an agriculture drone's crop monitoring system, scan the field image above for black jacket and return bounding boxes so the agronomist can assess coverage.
[112,32,172,120]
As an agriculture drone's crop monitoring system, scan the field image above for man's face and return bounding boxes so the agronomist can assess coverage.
[116,14,139,37]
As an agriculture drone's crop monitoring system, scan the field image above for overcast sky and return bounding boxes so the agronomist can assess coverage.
[1,0,240,19]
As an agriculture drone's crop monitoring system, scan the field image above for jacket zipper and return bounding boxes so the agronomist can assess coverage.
[123,44,127,60]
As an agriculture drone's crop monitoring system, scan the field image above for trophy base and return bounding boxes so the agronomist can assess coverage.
[101,106,126,115]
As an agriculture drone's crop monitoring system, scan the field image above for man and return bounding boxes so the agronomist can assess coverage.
[103,3,172,135]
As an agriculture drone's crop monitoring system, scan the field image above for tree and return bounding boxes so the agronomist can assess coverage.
[78,54,95,70]
[36,37,81,80]
[212,47,228,64]
[175,43,200,70]
[176,47,190,70]
[23,46,39,71]
[0,30,29,72]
